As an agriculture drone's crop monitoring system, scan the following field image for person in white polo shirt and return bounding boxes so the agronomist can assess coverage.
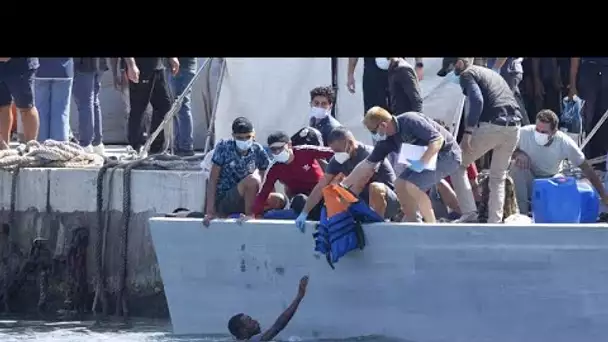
[510,109,608,214]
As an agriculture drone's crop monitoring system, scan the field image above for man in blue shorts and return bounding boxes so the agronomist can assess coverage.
[0,58,40,147]
[350,107,462,223]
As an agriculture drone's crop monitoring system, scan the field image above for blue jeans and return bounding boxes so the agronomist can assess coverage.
[73,70,104,146]
[167,62,196,152]
[35,78,72,141]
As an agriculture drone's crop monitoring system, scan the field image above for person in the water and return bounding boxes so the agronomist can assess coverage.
[228,275,309,341]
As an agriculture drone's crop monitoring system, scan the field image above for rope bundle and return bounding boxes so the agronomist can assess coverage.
[0,140,104,170]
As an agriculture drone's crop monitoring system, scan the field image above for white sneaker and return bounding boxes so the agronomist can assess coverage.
[83,145,94,154]
[92,143,105,156]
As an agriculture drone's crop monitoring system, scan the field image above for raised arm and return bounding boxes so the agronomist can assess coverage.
[259,276,309,341]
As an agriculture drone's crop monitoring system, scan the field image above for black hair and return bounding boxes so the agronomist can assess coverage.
[536,109,559,130]
[232,117,254,134]
[228,313,245,339]
[267,131,291,146]
[309,86,335,104]
[326,126,352,145]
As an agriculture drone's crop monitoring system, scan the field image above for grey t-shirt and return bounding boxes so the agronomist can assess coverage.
[517,125,585,176]
[327,143,396,190]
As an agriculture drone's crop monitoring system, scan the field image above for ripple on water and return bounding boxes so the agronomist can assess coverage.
[0,318,414,342]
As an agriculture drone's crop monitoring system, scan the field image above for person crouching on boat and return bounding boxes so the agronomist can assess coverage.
[249,131,334,220]
[510,109,608,214]
[352,107,462,223]
[228,275,309,341]
[295,127,400,231]
[203,117,271,226]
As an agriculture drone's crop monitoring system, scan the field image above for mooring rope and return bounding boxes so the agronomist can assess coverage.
[93,153,205,318]
[0,140,104,170]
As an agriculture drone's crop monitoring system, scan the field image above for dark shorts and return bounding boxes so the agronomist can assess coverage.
[0,69,36,108]
[216,185,245,216]
[398,150,462,192]
[360,183,401,220]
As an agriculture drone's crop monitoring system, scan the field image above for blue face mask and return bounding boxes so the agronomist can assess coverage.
[235,138,253,151]
[447,71,460,85]
[372,132,387,142]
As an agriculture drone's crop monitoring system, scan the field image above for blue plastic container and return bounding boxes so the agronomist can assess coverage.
[577,181,600,223]
[533,177,581,223]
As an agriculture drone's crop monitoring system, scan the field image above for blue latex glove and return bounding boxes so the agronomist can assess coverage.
[295,212,308,233]
[406,159,425,173]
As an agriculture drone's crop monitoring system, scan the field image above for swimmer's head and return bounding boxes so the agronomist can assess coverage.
[228,313,261,339]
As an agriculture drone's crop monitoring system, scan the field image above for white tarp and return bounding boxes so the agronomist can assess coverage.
[214,58,331,144]
[214,58,465,146]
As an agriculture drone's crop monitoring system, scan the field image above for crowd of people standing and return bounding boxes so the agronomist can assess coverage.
[0,57,197,156]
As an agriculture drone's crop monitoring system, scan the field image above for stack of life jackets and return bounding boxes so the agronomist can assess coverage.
[313,184,383,269]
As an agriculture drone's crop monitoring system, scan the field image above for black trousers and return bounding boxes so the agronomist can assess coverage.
[128,69,171,152]
[363,69,390,112]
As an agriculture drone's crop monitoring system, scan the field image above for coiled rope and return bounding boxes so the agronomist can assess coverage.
[0,140,104,170]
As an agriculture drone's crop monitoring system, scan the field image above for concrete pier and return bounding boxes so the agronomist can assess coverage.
[0,166,205,317]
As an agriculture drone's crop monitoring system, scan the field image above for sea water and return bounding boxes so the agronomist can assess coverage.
[0,317,410,342]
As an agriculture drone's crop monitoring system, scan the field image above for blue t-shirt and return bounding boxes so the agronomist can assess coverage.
[36,58,74,78]
[211,139,270,202]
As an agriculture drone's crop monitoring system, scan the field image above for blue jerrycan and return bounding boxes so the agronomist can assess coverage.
[533,177,581,223]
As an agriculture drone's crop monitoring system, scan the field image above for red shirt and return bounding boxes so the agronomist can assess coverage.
[445,163,478,186]
[252,145,334,216]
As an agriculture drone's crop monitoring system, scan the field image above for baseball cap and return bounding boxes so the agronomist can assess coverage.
[267,131,290,148]
[437,57,457,77]
[231,117,254,134]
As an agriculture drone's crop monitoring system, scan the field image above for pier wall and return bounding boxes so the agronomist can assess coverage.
[0,167,205,317]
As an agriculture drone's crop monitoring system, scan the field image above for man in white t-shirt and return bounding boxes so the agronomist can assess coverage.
[510,109,608,214]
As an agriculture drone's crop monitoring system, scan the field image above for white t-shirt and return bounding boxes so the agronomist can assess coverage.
[517,125,585,176]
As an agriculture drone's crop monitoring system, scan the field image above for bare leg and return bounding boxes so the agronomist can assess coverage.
[19,106,39,142]
[368,182,388,218]
[437,179,462,214]
[406,181,436,223]
[395,179,420,222]
[238,174,261,216]
[0,105,12,149]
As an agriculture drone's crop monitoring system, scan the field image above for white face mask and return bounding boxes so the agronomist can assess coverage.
[235,138,253,151]
[310,106,329,120]
[534,131,550,146]
[273,149,290,163]
[375,58,390,70]
[333,152,350,164]
[372,132,387,142]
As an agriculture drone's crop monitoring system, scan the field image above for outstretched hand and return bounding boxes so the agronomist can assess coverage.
[297,275,309,298]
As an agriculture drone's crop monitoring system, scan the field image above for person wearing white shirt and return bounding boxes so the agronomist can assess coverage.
[510,109,608,214]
